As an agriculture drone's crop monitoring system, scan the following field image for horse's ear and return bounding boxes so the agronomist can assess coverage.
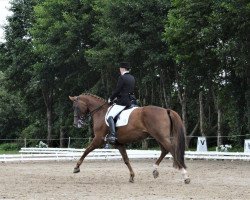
[69,96,75,101]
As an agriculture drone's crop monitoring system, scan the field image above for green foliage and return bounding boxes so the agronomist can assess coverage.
[87,0,174,106]
[0,72,28,139]
[164,0,249,144]
[0,143,20,151]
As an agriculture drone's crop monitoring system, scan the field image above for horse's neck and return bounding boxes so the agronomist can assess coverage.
[81,95,108,125]
[87,98,106,113]
[81,95,108,122]
[88,99,108,128]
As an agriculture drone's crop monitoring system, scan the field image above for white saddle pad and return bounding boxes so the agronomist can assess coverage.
[105,107,138,127]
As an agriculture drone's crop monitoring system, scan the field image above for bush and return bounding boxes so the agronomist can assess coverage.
[0,143,20,151]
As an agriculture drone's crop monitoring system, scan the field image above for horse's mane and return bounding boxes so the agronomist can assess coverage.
[81,93,107,103]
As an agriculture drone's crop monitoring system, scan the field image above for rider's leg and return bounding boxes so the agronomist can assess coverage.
[107,116,116,143]
[106,104,126,144]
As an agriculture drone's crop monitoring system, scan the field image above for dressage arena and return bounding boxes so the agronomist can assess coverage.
[0,159,249,200]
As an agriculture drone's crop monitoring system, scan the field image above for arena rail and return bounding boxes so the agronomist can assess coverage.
[0,148,250,163]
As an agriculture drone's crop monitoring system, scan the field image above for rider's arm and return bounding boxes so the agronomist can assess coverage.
[110,76,124,101]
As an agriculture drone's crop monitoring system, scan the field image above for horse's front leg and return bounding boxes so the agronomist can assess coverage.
[74,136,104,173]
[116,145,135,183]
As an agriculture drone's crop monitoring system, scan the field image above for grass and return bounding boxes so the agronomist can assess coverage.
[0,143,20,154]
[0,150,19,154]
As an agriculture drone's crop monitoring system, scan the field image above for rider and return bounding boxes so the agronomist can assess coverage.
[106,62,136,144]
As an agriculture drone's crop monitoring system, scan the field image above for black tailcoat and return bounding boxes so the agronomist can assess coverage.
[110,72,135,106]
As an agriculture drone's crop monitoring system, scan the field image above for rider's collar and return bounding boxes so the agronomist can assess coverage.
[121,71,129,75]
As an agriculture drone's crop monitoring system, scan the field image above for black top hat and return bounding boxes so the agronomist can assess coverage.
[119,62,130,69]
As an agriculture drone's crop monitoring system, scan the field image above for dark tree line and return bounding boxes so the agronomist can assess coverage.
[0,0,249,148]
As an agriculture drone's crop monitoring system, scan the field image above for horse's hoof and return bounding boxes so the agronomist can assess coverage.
[184,178,191,184]
[153,169,159,179]
[129,177,134,183]
[73,167,80,173]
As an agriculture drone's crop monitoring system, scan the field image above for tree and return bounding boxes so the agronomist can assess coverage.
[30,0,99,145]
[165,0,249,146]
[0,71,28,140]
[210,0,250,140]
[87,0,174,106]
[164,0,218,140]
[0,0,39,142]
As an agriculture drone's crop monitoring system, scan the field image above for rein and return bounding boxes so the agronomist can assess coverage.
[86,102,107,118]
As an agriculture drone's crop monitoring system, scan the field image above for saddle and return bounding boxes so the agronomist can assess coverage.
[105,105,139,127]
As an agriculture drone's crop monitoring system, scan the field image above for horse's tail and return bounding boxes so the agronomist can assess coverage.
[167,109,187,169]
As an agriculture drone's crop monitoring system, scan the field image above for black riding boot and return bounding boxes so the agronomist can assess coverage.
[106,116,117,144]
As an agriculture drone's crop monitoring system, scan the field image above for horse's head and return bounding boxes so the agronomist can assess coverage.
[69,96,89,128]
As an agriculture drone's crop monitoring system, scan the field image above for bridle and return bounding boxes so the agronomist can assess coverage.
[74,96,107,127]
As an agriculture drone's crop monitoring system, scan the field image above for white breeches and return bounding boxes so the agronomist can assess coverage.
[106,104,126,119]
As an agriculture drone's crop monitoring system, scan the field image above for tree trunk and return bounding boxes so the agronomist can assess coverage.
[199,91,205,136]
[60,126,67,148]
[246,66,250,135]
[106,71,110,97]
[42,88,53,147]
[142,139,148,150]
[178,87,188,130]
[47,107,52,146]
[247,90,250,135]
[186,120,199,147]
[212,88,223,146]
[151,81,154,104]
[160,71,168,108]
[175,65,188,130]
[217,108,222,146]
[143,86,148,106]
[138,85,141,104]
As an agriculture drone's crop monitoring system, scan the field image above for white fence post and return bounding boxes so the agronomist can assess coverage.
[24,138,27,147]
[244,139,250,153]
[68,137,71,148]
[197,137,208,152]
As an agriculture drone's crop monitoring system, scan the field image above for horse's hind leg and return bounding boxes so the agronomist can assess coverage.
[181,168,190,184]
[159,139,190,184]
[167,145,190,184]
[74,136,104,173]
[116,145,135,183]
[153,144,168,179]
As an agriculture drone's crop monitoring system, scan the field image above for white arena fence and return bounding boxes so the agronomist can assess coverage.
[0,147,250,163]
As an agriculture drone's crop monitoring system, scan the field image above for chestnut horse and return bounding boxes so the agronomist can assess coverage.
[69,93,190,184]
